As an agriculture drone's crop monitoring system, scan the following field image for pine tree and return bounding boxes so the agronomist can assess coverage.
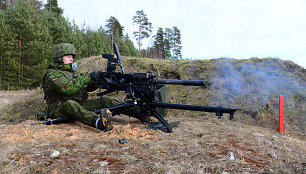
[163,28,173,59]
[152,27,182,59]
[28,8,53,86]
[45,12,74,45]
[0,0,143,89]
[44,0,63,16]
[0,9,18,89]
[69,20,86,59]
[172,26,182,59]
[123,34,139,57]
[6,0,52,88]
[154,27,164,59]
[96,26,112,55]
[132,10,152,53]
[106,16,124,50]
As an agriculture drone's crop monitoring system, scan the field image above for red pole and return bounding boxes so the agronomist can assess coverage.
[277,95,284,132]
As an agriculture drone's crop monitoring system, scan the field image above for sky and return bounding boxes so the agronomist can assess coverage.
[47,0,306,68]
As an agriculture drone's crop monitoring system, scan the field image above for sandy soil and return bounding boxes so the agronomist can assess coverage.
[0,90,30,110]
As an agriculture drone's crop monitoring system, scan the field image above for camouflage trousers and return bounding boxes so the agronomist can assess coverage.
[48,96,150,126]
[48,96,119,126]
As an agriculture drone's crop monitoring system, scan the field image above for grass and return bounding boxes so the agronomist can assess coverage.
[1,57,305,137]
[0,57,305,172]
[0,116,305,173]
[0,89,45,124]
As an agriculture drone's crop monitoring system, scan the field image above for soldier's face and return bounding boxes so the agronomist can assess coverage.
[63,55,74,64]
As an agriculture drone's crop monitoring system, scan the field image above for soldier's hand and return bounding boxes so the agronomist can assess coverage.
[90,71,102,81]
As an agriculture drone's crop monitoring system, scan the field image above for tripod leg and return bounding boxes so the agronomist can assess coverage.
[143,104,172,133]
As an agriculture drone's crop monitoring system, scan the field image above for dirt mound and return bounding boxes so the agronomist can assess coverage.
[0,116,305,173]
[1,58,305,136]
[0,57,305,173]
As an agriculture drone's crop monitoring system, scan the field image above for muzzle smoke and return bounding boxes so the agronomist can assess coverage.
[208,59,305,114]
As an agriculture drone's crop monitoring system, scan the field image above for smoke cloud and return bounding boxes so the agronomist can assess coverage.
[208,59,306,113]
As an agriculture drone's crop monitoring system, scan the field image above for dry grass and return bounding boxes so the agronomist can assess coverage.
[0,114,305,173]
[0,90,32,110]
[0,89,44,124]
[0,57,305,173]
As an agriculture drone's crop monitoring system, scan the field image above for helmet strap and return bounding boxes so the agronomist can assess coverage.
[54,57,63,64]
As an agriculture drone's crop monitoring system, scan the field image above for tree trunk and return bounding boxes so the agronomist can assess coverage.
[111,23,114,50]
[138,24,142,53]
[0,54,2,89]
[19,32,22,89]
[172,47,175,60]
[158,45,161,59]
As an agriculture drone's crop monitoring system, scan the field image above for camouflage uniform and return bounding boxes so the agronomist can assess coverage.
[42,43,117,130]
[42,43,159,131]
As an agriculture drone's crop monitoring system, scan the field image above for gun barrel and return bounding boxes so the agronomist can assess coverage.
[147,102,239,113]
[155,79,205,86]
[146,102,240,120]
[113,43,125,74]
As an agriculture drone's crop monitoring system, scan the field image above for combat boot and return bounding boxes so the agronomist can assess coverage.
[100,108,113,131]
[91,108,113,132]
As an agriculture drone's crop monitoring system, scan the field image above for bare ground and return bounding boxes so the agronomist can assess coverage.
[0,90,31,110]
[0,90,305,173]
[0,114,305,173]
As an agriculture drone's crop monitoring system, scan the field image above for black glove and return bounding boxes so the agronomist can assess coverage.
[90,70,102,81]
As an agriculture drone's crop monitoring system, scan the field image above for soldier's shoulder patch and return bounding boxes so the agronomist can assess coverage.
[45,72,65,87]
[51,77,65,87]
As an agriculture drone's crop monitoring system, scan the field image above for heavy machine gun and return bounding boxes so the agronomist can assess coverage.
[92,43,240,133]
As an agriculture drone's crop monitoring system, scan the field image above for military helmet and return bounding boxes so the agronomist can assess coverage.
[52,43,76,59]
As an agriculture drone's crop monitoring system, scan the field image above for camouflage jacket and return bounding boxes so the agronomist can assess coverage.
[42,62,95,112]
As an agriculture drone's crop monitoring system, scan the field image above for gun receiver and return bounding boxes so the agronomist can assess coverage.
[94,43,240,133]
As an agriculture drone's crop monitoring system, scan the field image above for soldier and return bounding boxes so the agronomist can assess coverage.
[42,43,153,132]
[42,43,116,131]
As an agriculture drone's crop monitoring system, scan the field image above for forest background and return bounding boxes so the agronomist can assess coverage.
[0,0,182,90]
